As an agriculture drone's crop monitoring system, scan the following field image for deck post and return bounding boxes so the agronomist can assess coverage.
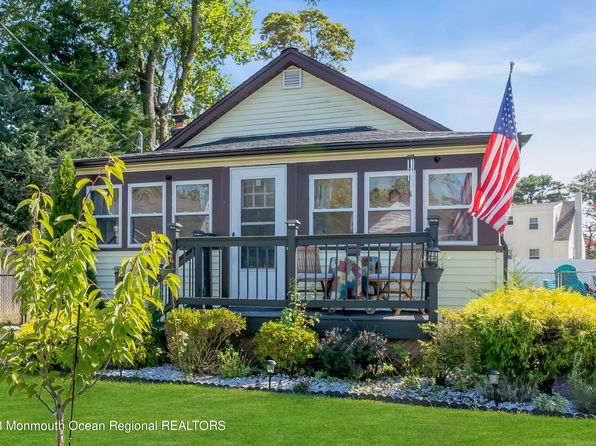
[285,220,301,297]
[426,216,441,323]
[167,223,183,308]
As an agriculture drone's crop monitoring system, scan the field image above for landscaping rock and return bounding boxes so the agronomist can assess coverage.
[99,364,592,418]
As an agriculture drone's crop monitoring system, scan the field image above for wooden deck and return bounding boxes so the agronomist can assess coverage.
[232,307,430,339]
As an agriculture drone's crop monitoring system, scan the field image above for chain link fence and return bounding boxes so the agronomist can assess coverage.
[0,273,21,324]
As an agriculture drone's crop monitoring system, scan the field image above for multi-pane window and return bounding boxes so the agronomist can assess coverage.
[529,248,540,259]
[89,185,121,247]
[529,217,539,230]
[366,172,414,233]
[129,183,164,245]
[425,169,476,243]
[241,178,275,268]
[173,181,211,237]
[310,174,356,234]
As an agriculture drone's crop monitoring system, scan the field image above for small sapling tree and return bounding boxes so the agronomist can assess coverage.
[0,156,180,446]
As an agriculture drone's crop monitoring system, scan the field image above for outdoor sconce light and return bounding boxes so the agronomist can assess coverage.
[266,359,277,391]
[425,245,441,269]
[487,370,500,406]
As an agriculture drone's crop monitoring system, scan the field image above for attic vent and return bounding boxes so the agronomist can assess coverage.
[282,68,302,89]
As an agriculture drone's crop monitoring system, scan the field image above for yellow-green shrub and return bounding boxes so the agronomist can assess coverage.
[422,287,596,391]
[165,308,246,374]
[253,321,318,373]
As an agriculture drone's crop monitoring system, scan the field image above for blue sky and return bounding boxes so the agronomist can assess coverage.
[224,0,596,182]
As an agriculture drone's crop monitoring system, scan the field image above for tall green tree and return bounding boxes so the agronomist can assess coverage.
[259,8,355,72]
[110,0,257,148]
[0,67,51,244]
[0,157,180,446]
[0,0,147,156]
[513,174,567,204]
[50,154,78,236]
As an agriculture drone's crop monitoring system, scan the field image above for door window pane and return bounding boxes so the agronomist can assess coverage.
[241,177,276,268]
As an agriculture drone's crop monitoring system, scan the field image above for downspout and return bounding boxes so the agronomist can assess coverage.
[501,234,509,284]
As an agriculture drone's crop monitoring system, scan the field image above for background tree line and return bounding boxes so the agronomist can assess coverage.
[0,0,354,243]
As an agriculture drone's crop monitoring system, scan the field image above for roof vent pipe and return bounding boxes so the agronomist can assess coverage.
[137,130,143,153]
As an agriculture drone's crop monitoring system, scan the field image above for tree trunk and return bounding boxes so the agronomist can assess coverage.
[157,104,169,146]
[172,0,200,112]
[56,406,65,446]
[138,38,161,151]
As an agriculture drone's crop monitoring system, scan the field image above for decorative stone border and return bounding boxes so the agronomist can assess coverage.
[99,365,594,419]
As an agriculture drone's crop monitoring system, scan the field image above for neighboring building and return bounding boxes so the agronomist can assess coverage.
[505,193,585,260]
[73,48,531,337]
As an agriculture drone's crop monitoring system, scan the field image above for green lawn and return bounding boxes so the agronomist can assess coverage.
[0,380,593,445]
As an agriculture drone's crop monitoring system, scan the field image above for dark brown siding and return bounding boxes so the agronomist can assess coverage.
[84,152,499,249]
[292,153,499,246]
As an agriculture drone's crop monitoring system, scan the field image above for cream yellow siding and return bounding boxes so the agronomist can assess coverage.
[438,250,504,308]
[95,251,136,297]
[185,67,417,146]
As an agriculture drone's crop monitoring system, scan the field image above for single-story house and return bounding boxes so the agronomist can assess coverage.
[74,48,531,338]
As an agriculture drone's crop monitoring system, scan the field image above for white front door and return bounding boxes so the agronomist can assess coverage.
[230,166,287,299]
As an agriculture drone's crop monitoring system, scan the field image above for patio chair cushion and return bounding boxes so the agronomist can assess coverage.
[368,272,416,281]
[296,273,334,281]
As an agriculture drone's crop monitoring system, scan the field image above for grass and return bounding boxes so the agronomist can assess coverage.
[0,380,593,445]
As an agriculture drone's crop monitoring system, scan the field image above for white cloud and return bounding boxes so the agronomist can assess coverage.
[354,56,542,88]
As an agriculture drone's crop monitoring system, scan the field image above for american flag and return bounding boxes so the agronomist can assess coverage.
[468,72,520,233]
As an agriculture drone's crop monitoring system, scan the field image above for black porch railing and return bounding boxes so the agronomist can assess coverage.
[161,218,441,322]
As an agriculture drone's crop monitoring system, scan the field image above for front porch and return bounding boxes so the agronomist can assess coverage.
[162,219,442,339]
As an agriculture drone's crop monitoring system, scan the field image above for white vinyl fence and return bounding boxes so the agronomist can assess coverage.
[515,259,596,289]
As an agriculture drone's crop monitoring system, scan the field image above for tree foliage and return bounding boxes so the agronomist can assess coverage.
[513,174,567,204]
[259,8,355,72]
[107,0,257,148]
[49,154,78,236]
[569,170,596,259]
[0,157,180,446]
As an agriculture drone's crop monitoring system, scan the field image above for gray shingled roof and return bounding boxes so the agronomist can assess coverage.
[159,126,492,154]
[74,126,532,168]
[554,201,576,241]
